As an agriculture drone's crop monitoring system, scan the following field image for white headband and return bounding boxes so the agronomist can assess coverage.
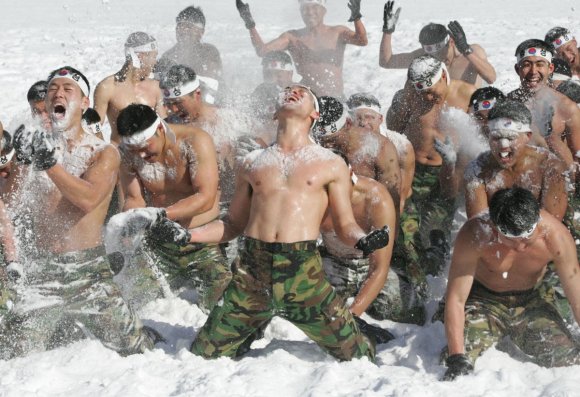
[121,116,163,147]
[517,47,553,64]
[318,107,349,137]
[299,0,326,9]
[351,104,382,115]
[126,41,158,53]
[163,78,201,99]
[472,98,497,112]
[49,69,90,97]
[265,60,294,72]
[422,35,450,54]
[552,34,574,50]
[488,117,531,133]
[178,21,205,30]
[0,149,15,169]
[552,73,570,81]
[412,64,449,91]
[497,221,538,239]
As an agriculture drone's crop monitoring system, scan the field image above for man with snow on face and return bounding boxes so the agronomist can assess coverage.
[0,66,155,358]
[387,55,476,277]
[315,97,424,327]
[188,84,389,361]
[545,27,580,80]
[443,187,580,381]
[93,32,166,144]
[379,2,496,87]
[236,0,368,97]
[109,103,231,312]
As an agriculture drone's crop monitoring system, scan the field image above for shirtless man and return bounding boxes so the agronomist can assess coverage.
[387,55,476,276]
[236,0,368,97]
[259,51,295,89]
[551,59,573,90]
[0,66,154,359]
[316,106,424,326]
[379,1,496,87]
[27,81,50,130]
[545,27,580,79]
[188,84,389,361]
[160,6,222,81]
[93,31,166,144]
[346,92,414,211]
[443,187,580,380]
[508,39,580,168]
[113,104,231,312]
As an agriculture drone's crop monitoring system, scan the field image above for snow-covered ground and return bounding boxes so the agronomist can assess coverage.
[1,1,580,396]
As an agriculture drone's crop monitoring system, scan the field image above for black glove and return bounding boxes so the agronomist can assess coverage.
[13,124,35,165]
[447,21,472,56]
[443,354,474,381]
[31,130,57,171]
[354,316,395,344]
[236,0,256,29]
[119,207,167,240]
[348,0,362,22]
[355,225,390,257]
[148,216,192,247]
[5,262,23,282]
[382,1,401,34]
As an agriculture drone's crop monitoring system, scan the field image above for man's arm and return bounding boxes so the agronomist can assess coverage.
[92,79,112,128]
[0,199,16,263]
[379,31,422,69]
[46,145,120,213]
[563,100,580,165]
[250,31,292,57]
[541,155,568,221]
[165,131,219,222]
[386,88,413,132]
[464,170,488,219]
[349,186,396,316]
[444,221,479,355]
[465,45,496,84]
[376,140,401,215]
[119,158,146,211]
[339,21,368,46]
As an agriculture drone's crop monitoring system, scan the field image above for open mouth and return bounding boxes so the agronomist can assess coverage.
[53,104,66,120]
[498,151,513,163]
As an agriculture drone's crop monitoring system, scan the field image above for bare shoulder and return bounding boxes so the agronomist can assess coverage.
[454,79,477,99]
[459,215,493,247]
[94,75,116,95]
[171,123,214,150]
[555,90,580,116]
[361,177,393,208]
[470,43,487,57]
[92,142,121,167]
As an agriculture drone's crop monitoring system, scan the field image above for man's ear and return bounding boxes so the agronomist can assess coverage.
[548,62,555,74]
[81,96,90,112]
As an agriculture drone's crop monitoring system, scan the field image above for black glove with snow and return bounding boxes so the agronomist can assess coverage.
[442,354,474,381]
[382,1,401,33]
[355,225,390,257]
[448,21,472,56]
[31,130,57,171]
[348,0,362,22]
[354,316,395,344]
[148,216,192,247]
[13,125,35,165]
[236,0,256,29]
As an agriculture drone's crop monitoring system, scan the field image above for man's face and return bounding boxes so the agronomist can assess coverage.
[164,92,199,123]
[176,21,204,44]
[555,39,578,69]
[354,108,383,133]
[470,108,491,137]
[416,75,448,103]
[430,39,453,62]
[300,4,326,28]
[29,100,51,130]
[124,127,164,163]
[46,77,88,131]
[495,223,538,252]
[488,129,530,168]
[136,50,158,75]
[276,85,318,121]
[264,69,294,88]
[516,56,554,91]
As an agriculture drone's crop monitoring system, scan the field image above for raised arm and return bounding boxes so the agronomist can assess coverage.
[93,79,112,128]
[340,0,368,46]
[378,1,419,69]
[447,21,496,84]
[236,0,290,57]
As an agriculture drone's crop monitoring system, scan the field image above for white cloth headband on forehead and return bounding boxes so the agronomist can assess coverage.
[552,34,574,50]
[351,104,382,115]
[126,41,158,53]
[49,69,90,97]
[423,35,450,54]
[163,78,201,99]
[121,116,163,146]
[0,148,15,170]
[319,107,349,137]
[472,98,497,112]
[265,60,293,72]
[517,47,553,63]
[412,64,448,91]
[497,221,538,239]
[488,117,531,133]
[299,0,327,9]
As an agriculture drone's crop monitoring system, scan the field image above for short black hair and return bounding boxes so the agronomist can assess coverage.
[419,23,448,45]
[489,187,540,236]
[557,80,580,104]
[469,87,506,109]
[117,104,158,137]
[318,96,346,127]
[552,58,572,78]
[262,51,293,68]
[514,39,553,60]
[27,80,48,102]
[47,66,90,97]
[177,6,205,26]
[159,64,198,92]
[487,99,532,125]
[1,130,13,154]
[346,93,381,110]
[545,26,571,46]
[125,31,156,48]
[82,108,101,125]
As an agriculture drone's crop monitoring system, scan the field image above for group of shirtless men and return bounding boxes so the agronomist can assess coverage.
[1,0,580,381]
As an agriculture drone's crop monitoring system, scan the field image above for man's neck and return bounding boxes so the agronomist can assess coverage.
[126,67,147,83]
[55,124,85,146]
[276,117,313,151]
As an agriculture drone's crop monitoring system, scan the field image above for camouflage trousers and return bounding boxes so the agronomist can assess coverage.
[0,246,153,359]
[462,280,580,367]
[121,241,232,313]
[321,250,426,325]
[397,163,456,277]
[191,237,375,361]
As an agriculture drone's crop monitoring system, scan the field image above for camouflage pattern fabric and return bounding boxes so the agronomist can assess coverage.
[0,246,154,359]
[461,280,580,366]
[321,249,426,325]
[191,237,375,361]
[538,263,573,326]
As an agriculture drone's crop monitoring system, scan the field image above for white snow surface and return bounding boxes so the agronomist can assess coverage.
[1,1,580,396]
